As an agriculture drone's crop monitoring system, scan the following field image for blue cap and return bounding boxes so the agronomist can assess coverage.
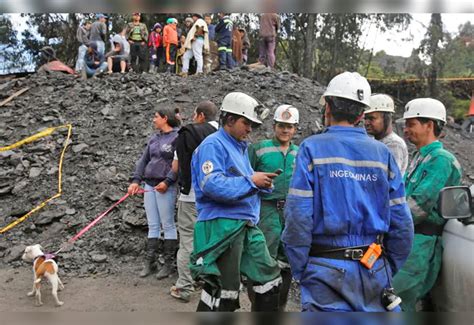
[96,13,107,19]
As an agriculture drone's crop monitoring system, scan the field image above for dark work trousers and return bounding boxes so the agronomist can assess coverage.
[130,42,148,73]
[150,46,165,69]
[217,40,234,70]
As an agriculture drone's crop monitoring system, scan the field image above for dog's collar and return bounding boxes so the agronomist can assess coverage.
[34,253,56,262]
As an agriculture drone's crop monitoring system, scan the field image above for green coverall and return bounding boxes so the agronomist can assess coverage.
[248,138,298,309]
[393,141,462,311]
[189,218,281,311]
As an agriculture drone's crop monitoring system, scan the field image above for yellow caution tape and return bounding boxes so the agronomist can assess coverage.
[0,124,72,234]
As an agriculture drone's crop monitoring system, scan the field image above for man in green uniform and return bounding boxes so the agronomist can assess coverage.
[248,104,299,311]
[393,98,463,311]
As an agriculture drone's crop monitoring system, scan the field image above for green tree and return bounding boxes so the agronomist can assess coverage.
[0,14,24,73]
[21,13,85,68]
[316,14,411,83]
[418,13,446,97]
[441,22,474,77]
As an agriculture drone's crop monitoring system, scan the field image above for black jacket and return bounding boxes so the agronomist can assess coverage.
[176,122,217,194]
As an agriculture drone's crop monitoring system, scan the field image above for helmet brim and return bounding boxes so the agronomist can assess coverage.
[221,108,262,125]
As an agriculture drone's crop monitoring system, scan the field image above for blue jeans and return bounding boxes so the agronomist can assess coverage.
[94,40,105,56]
[84,62,108,77]
[144,183,178,239]
[75,44,88,71]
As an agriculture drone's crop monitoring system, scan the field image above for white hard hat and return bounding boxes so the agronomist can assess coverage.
[365,94,395,114]
[319,71,371,108]
[402,98,446,123]
[220,92,262,124]
[274,105,299,124]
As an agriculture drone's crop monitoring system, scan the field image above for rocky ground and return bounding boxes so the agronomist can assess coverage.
[0,68,472,311]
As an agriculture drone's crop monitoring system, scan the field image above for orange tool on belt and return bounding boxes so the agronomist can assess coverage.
[360,243,382,269]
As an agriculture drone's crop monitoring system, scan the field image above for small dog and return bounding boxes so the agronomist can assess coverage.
[22,244,64,307]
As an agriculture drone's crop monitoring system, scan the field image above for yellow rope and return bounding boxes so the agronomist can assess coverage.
[0,124,72,234]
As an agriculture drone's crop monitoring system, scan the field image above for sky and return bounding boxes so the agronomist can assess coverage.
[365,14,474,57]
[5,13,474,59]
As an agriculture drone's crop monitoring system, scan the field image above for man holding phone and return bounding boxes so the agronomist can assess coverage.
[248,104,300,311]
[190,92,282,312]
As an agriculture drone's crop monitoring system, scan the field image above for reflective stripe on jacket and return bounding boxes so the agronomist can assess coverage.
[192,128,269,224]
[404,140,462,226]
[248,138,298,200]
[393,141,462,311]
[215,16,233,45]
[282,126,414,281]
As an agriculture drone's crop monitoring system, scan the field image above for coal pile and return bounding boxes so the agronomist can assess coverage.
[0,69,324,275]
[1,69,473,277]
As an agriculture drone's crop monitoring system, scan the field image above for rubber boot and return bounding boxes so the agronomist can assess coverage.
[196,299,213,311]
[218,298,240,312]
[279,268,292,311]
[139,238,159,277]
[156,239,177,280]
[252,286,280,312]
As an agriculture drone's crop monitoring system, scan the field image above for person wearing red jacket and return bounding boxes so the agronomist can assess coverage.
[148,23,163,73]
[163,18,179,73]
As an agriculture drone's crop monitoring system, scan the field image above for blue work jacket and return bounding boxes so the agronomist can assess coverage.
[192,128,269,224]
[282,126,414,281]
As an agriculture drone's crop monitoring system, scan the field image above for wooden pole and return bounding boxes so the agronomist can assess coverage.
[0,87,30,107]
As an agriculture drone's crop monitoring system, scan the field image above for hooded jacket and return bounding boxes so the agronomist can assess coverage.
[163,23,178,46]
[84,46,105,69]
[148,31,162,48]
[131,129,179,187]
[176,121,218,195]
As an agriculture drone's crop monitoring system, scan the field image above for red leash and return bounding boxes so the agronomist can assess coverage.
[55,189,151,254]
[69,193,130,243]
